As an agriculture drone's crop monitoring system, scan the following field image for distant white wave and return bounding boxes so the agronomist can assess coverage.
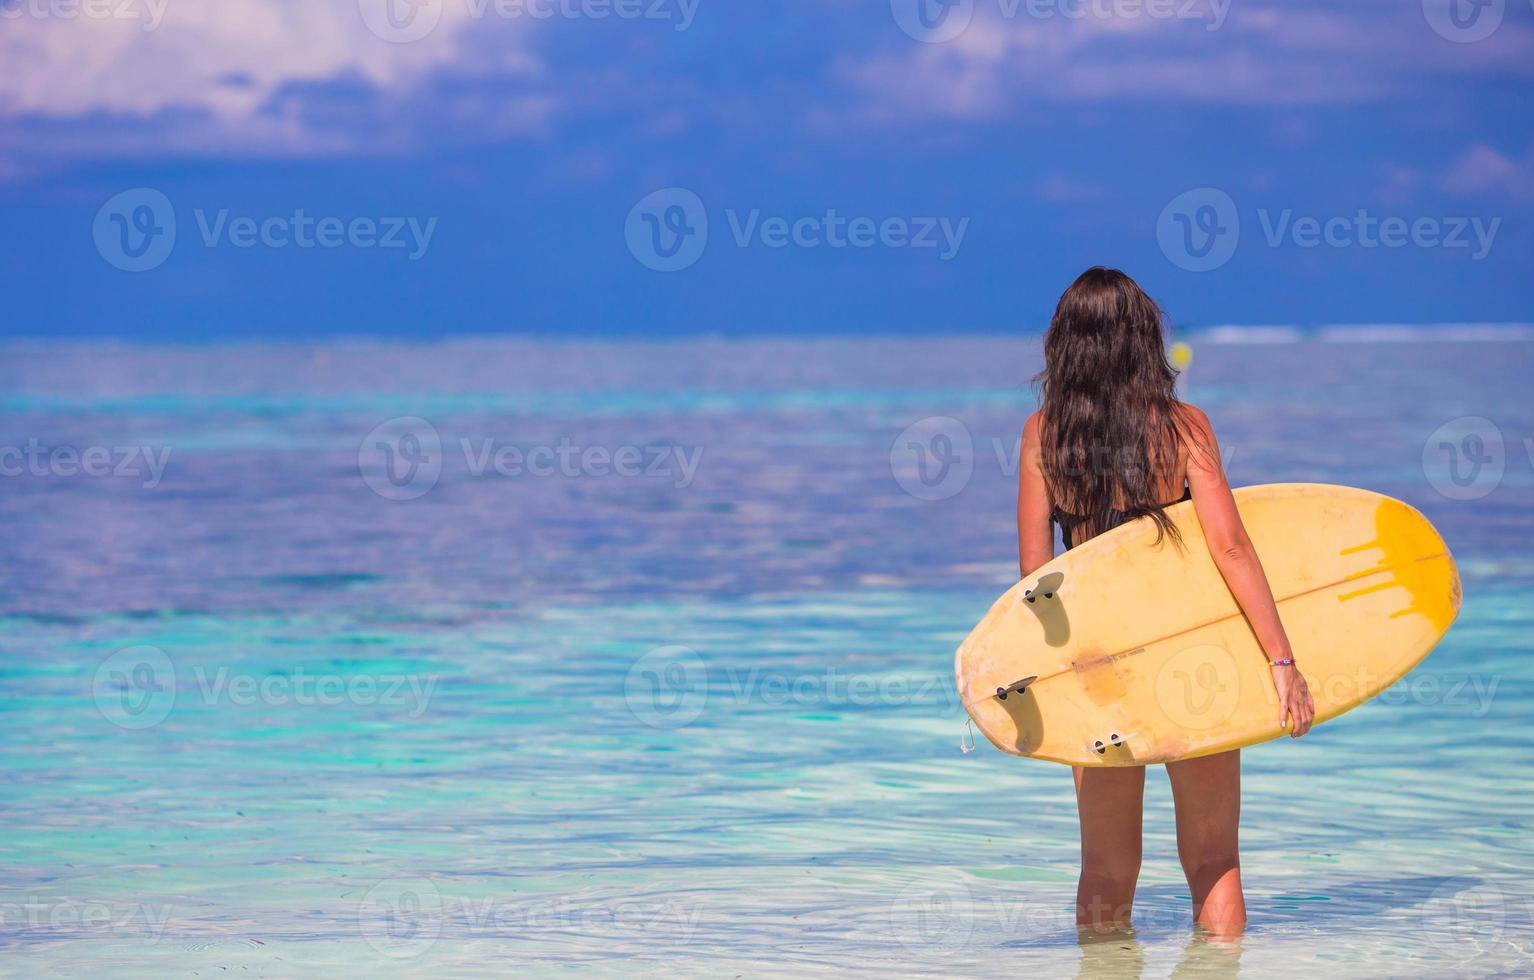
[1194,325,1306,344]
[1191,323,1534,344]
[1317,323,1534,343]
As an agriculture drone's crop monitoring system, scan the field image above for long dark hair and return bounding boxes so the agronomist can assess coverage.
[1035,267,1185,544]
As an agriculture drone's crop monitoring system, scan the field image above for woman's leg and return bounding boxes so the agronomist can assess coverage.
[1166,749,1246,936]
[1073,765,1145,929]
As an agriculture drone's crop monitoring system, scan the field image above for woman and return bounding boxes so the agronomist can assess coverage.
[1016,267,1316,936]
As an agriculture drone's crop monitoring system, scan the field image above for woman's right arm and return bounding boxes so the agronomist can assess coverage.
[1017,412,1055,579]
[1181,405,1315,738]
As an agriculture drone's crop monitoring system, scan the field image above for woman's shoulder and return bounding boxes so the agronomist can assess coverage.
[1019,411,1047,474]
[1172,401,1214,437]
[1171,401,1220,468]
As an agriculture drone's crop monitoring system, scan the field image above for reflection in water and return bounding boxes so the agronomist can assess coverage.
[1075,926,1145,980]
[1074,925,1244,980]
[1169,929,1243,980]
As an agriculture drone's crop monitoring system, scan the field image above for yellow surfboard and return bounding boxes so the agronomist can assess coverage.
[955,484,1460,767]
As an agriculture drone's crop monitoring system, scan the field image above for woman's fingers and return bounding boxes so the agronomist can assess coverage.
[1293,680,1312,736]
[1276,674,1317,738]
[1295,691,1314,736]
[1286,688,1312,737]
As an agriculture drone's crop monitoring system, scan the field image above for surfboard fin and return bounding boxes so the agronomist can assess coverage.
[1090,732,1135,755]
[994,676,1038,701]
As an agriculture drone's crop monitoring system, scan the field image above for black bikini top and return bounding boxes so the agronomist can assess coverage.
[1051,485,1192,550]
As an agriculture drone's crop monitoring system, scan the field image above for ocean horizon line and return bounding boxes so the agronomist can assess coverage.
[1,322,1532,351]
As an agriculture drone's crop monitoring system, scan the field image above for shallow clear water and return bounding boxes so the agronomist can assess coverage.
[1,335,1532,977]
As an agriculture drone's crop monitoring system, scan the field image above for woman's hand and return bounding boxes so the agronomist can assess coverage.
[1272,664,1314,737]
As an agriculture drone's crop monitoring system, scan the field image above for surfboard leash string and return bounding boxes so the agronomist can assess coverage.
[960,717,976,754]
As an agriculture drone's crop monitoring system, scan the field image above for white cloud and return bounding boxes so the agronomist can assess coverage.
[1036,173,1102,203]
[0,0,546,156]
[1441,143,1534,205]
[832,3,1534,121]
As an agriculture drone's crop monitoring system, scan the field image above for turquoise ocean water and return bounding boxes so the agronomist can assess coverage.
[2,334,1532,977]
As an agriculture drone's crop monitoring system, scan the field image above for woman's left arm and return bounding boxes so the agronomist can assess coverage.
[1017,412,1054,578]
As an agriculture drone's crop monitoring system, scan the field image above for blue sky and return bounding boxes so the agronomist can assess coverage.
[2,0,1532,338]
